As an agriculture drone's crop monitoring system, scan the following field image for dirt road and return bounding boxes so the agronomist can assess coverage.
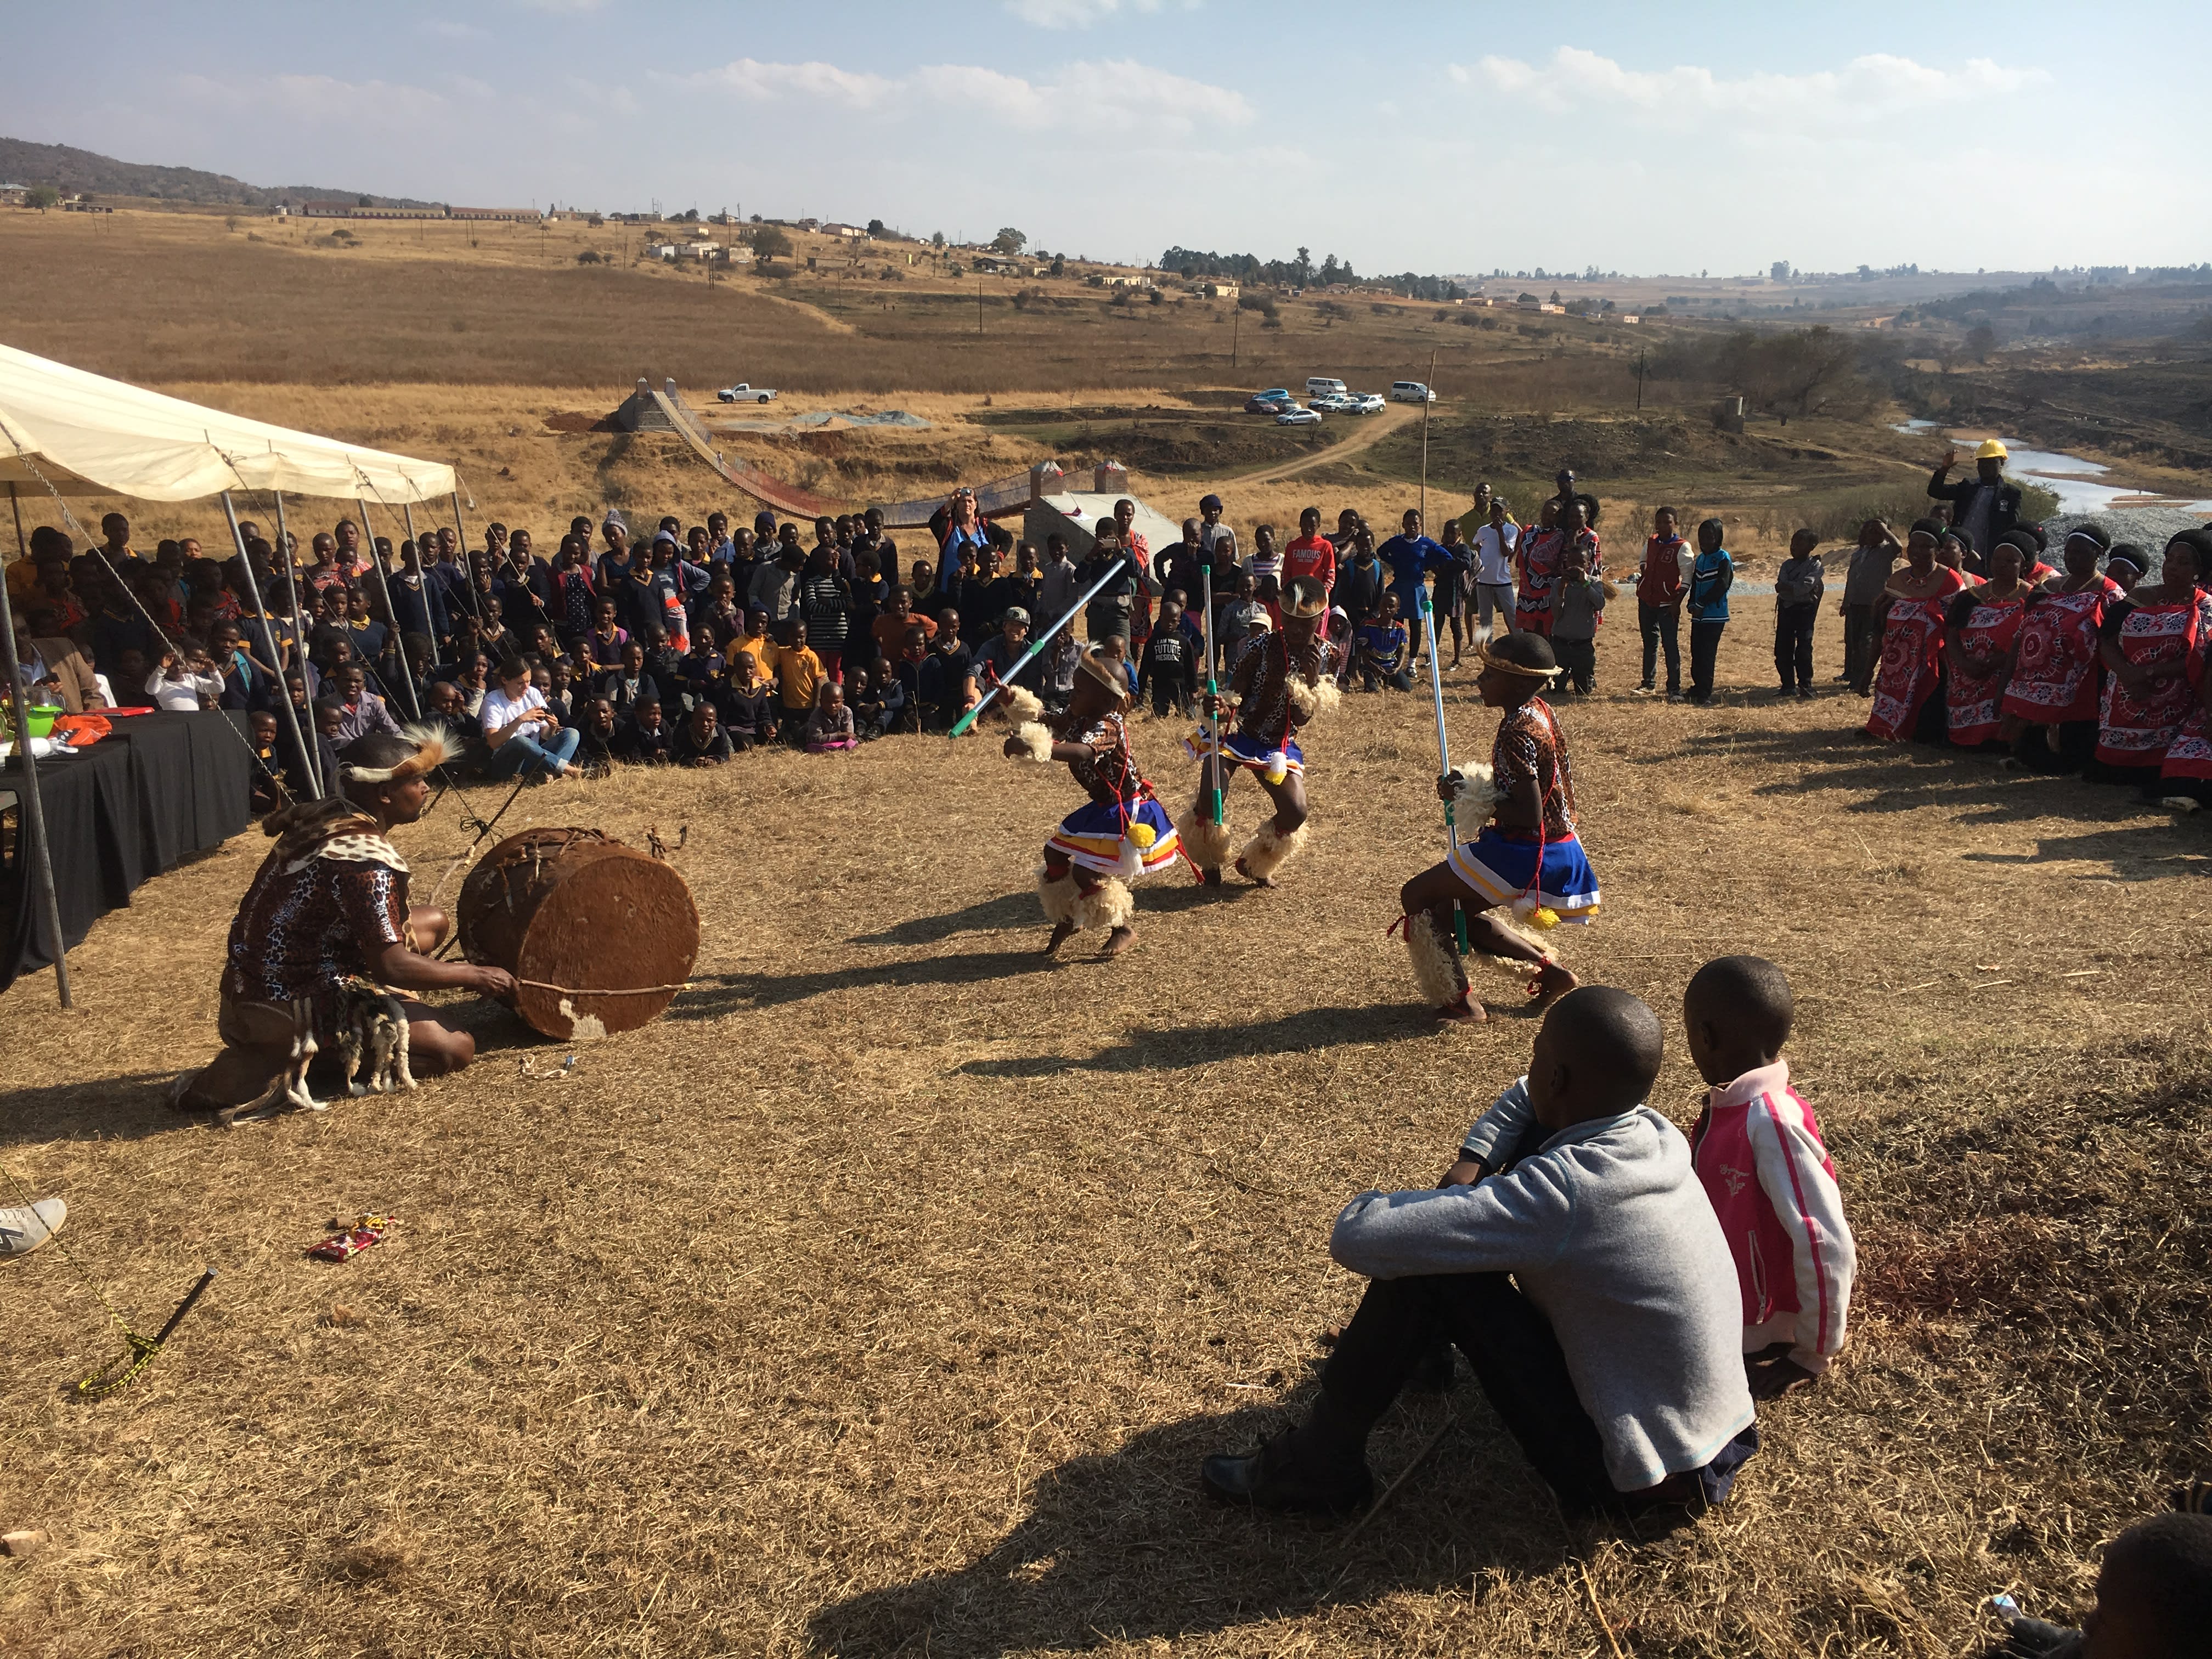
[1232,400,1421,484]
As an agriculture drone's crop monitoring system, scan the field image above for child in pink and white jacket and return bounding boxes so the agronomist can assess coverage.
[1682,955,1856,1398]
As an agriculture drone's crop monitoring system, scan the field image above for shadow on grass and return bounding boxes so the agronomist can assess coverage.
[666,949,1059,1019]
[958,1003,1432,1078]
[805,1402,1594,1657]
[851,879,1256,949]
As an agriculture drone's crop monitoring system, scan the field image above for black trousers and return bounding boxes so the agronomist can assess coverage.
[1554,636,1596,694]
[1150,682,1190,718]
[1773,603,1818,690]
[1689,620,1726,701]
[1639,602,1680,691]
[1841,603,1880,691]
[1322,1272,1620,1513]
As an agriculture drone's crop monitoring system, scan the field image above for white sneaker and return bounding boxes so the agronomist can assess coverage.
[0,1197,66,1257]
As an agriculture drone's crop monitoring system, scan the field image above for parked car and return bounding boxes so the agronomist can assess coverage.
[1311,393,1358,413]
[1243,388,1294,413]
[1276,404,1323,426]
[1305,376,1348,398]
[1350,392,1386,414]
[1389,381,1438,404]
[716,383,777,403]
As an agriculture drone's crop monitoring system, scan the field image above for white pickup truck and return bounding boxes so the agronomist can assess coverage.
[715,383,777,404]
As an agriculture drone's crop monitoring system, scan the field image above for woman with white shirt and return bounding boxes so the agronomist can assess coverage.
[479,656,583,781]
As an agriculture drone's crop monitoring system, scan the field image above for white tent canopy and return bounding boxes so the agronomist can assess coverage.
[0,342,455,504]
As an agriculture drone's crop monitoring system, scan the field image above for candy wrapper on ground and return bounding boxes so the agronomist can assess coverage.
[307,1214,398,1262]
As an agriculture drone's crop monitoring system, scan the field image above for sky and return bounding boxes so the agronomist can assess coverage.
[5,0,2207,278]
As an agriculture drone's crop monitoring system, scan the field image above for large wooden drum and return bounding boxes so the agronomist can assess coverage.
[456,828,698,1040]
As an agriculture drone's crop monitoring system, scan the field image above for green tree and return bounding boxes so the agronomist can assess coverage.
[930,230,946,250]
[751,224,793,262]
[866,218,885,236]
[992,227,1026,255]
[25,185,58,211]
[1966,324,1997,362]
[356,194,373,207]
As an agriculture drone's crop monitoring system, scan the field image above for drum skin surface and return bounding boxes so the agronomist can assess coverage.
[456,828,698,1039]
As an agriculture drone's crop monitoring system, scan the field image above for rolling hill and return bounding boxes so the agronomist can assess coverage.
[0,135,431,209]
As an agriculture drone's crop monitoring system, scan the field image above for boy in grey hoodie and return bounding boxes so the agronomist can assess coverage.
[1202,986,1756,1519]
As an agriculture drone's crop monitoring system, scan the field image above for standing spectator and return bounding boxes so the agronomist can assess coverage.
[1634,505,1689,698]
[1839,518,1901,695]
[770,618,825,736]
[1773,530,1826,701]
[1282,507,1338,601]
[1550,539,1610,696]
[1434,517,1475,669]
[1686,518,1734,706]
[918,613,977,731]
[1336,527,1384,635]
[1137,597,1198,716]
[1156,519,1207,603]
[1926,440,2022,556]
[1038,534,1080,627]
[1378,509,1454,666]
[934,488,990,601]
[749,533,803,624]
[1196,493,1231,557]
[1472,499,1520,644]
[1079,522,1137,645]
[796,545,854,682]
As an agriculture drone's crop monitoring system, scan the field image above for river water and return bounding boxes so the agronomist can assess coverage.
[1893,420,2212,515]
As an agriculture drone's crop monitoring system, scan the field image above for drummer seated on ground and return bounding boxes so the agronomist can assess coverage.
[172,729,517,1116]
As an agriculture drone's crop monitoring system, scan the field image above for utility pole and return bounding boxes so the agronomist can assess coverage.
[977,278,984,336]
[1232,302,1240,370]
[1635,347,1647,411]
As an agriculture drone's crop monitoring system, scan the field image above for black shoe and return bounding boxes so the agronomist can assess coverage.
[1200,1431,1373,1515]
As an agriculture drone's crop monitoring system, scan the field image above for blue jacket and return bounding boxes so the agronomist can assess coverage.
[1689,549,1734,622]
[1379,534,1459,602]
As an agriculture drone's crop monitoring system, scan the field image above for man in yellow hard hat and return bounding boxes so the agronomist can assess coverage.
[1927,437,2023,563]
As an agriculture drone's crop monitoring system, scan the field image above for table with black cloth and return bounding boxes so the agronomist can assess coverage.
[1,710,254,991]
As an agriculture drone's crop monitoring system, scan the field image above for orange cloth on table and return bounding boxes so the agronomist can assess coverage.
[52,713,112,747]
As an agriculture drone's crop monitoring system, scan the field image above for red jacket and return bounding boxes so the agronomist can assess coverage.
[1637,535,1687,607]
[1689,1061,1854,1373]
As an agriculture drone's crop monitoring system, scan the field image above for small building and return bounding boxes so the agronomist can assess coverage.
[1199,280,1239,300]
[1617,314,1641,324]
[821,222,865,239]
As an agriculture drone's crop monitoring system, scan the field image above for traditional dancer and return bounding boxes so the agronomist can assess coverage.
[172,728,516,1120]
[1866,520,1968,743]
[1943,535,2033,749]
[1003,644,1180,957]
[1397,632,1595,1022]
[2001,526,2121,772]
[2092,531,2212,791]
[1182,574,1337,889]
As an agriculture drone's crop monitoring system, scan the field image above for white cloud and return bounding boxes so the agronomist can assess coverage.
[1004,0,1192,27]
[669,55,1248,133]
[1448,48,2047,120]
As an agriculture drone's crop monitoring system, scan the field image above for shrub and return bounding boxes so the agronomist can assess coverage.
[575,250,601,265]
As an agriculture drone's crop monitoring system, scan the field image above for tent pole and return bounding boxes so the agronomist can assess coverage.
[449,489,486,620]
[2,482,73,1008]
[223,492,317,810]
[360,499,424,722]
[270,490,324,797]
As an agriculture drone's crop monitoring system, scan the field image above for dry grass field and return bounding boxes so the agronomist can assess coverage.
[5,619,2211,1658]
[5,202,2211,1658]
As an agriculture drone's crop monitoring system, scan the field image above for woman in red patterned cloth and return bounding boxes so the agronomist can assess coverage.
[1513,499,1565,638]
[2000,526,2121,773]
[1943,536,2034,749]
[2156,536,2212,809]
[2092,530,2212,791]
[171,728,516,1119]
[1866,520,1968,743]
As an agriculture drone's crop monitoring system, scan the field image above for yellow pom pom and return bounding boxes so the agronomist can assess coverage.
[1128,821,1156,849]
[1263,764,1288,786]
[1531,907,1561,930]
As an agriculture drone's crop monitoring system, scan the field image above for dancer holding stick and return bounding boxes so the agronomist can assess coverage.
[1395,630,1596,1022]
[1182,562,1233,876]
[949,555,1131,737]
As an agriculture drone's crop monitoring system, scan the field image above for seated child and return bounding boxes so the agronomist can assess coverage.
[805,680,857,752]
[613,697,673,765]
[716,651,774,750]
[849,664,893,737]
[1683,956,1855,1396]
[1356,594,1414,692]
[145,639,224,711]
[249,709,283,812]
[1201,986,1756,1519]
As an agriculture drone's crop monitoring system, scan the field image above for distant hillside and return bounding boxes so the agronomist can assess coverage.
[0,136,434,209]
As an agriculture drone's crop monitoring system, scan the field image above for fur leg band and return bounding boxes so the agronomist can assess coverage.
[1182,814,1234,871]
[1002,686,1045,723]
[1037,866,1081,925]
[1404,911,1469,1009]
[1239,819,1308,881]
[1072,877,1135,932]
